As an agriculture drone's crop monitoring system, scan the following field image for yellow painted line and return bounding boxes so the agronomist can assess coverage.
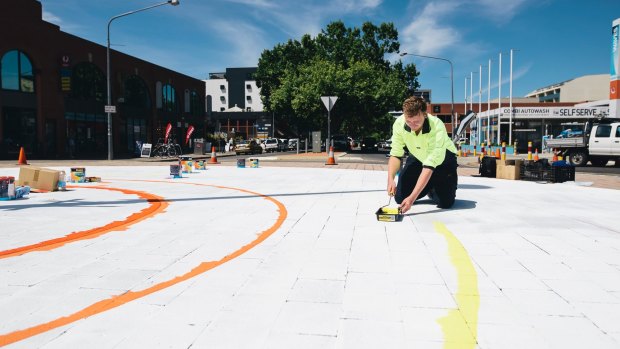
[434,222,479,349]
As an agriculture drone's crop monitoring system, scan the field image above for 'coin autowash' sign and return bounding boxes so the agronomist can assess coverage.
[495,107,609,119]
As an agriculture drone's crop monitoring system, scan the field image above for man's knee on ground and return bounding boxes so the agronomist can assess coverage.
[438,196,455,209]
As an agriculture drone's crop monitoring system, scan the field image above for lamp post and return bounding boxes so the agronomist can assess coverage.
[399,52,455,138]
[106,0,180,160]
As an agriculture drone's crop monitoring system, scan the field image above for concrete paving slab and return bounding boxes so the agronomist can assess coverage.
[1,165,619,348]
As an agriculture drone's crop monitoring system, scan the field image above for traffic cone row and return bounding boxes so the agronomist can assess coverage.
[17,146,28,165]
[325,146,337,165]
[208,146,220,164]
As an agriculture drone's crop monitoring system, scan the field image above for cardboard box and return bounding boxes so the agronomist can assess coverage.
[496,159,522,180]
[16,166,60,191]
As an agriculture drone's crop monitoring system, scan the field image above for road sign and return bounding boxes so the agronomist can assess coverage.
[321,96,338,111]
[321,96,338,149]
[104,105,116,113]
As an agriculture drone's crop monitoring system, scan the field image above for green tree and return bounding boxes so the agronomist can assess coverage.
[255,20,420,139]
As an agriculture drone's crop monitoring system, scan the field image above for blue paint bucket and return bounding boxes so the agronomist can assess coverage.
[237,158,246,168]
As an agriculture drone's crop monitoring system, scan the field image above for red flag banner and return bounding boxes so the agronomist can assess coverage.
[185,125,195,145]
[164,123,172,143]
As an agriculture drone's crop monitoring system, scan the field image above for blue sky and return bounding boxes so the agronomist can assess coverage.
[39,0,620,104]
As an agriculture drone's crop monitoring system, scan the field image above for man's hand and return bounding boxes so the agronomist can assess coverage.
[387,178,396,197]
[399,195,415,214]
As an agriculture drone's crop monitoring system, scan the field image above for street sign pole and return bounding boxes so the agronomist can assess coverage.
[321,96,338,149]
[327,107,331,148]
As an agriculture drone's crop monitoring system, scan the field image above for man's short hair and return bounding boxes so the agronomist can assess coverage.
[402,96,427,116]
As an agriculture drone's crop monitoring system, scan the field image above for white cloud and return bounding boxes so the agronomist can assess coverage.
[400,1,463,56]
[220,0,278,9]
[340,0,383,12]
[481,61,533,96]
[202,19,270,67]
[42,10,63,25]
[472,0,532,22]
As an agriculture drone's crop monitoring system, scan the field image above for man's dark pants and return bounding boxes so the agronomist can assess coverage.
[395,150,458,209]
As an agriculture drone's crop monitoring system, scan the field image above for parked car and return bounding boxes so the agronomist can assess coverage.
[288,138,305,151]
[332,134,350,151]
[235,139,263,155]
[277,138,288,152]
[377,140,392,152]
[360,137,378,153]
[262,138,278,153]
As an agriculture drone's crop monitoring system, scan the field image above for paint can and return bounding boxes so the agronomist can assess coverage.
[179,155,193,173]
[194,160,205,170]
[70,167,86,183]
[170,164,181,178]
[249,158,259,168]
[237,158,246,168]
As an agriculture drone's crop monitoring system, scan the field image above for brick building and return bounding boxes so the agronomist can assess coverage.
[0,0,205,159]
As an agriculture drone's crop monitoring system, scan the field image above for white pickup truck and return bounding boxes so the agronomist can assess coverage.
[545,121,620,166]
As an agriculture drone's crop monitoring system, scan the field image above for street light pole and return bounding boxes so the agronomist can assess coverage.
[399,52,454,139]
[106,0,180,160]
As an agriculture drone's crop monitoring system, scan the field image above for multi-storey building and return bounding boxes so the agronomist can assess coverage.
[0,0,206,159]
[205,67,267,140]
[525,74,609,103]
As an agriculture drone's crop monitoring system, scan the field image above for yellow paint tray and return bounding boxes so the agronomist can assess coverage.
[375,206,403,222]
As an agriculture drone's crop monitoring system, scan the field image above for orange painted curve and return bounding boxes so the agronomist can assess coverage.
[0,182,287,347]
[0,186,168,260]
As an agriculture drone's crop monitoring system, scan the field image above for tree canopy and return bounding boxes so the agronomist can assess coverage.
[255,21,419,139]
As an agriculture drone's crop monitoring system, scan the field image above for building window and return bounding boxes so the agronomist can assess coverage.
[220,84,225,91]
[190,90,204,117]
[246,107,252,112]
[246,95,252,101]
[432,105,441,113]
[123,75,150,108]
[220,107,225,111]
[71,62,105,102]
[246,84,251,90]
[161,84,177,112]
[1,50,35,93]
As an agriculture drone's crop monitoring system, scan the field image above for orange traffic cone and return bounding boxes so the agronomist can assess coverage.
[495,148,501,159]
[17,146,28,165]
[552,151,558,162]
[534,148,540,161]
[325,146,337,165]
[208,146,220,164]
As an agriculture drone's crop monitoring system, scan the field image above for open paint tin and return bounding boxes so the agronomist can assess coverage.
[375,206,403,222]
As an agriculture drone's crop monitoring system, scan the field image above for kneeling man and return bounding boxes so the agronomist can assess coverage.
[387,96,458,213]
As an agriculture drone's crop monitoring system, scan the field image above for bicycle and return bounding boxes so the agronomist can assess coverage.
[152,139,178,158]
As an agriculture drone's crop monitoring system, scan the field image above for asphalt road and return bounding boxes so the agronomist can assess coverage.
[223,150,620,174]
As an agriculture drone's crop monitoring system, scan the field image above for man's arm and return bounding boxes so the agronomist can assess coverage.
[387,156,401,196]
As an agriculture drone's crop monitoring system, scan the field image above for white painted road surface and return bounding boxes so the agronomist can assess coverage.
[1,165,619,348]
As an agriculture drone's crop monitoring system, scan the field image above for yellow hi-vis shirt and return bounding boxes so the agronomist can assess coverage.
[389,113,457,169]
